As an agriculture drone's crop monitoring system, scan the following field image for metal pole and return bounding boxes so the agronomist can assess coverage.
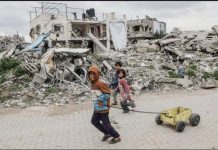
[34,7,37,18]
[65,4,68,20]
[41,2,44,13]
[106,13,110,51]
[29,11,31,21]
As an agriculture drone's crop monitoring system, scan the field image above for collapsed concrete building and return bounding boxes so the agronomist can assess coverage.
[127,15,166,43]
[29,2,128,52]
[0,34,25,51]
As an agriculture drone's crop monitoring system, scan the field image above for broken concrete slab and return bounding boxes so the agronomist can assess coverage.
[74,58,83,66]
[87,32,107,51]
[23,63,38,74]
[0,49,9,61]
[53,48,90,56]
[148,43,160,52]
[5,46,16,58]
[212,25,218,34]
[154,78,177,83]
[162,63,177,70]
[32,73,47,84]
[159,38,181,46]
[135,42,150,53]
[206,47,216,54]
[164,46,183,57]
[176,79,193,88]
[102,60,113,71]
[201,79,218,89]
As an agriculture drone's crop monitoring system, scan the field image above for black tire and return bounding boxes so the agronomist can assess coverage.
[155,115,163,125]
[189,113,200,126]
[175,121,185,132]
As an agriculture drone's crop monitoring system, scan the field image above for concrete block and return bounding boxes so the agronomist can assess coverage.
[102,60,113,70]
[33,73,47,84]
[74,58,83,66]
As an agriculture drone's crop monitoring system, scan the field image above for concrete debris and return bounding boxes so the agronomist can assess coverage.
[176,79,193,88]
[87,32,107,51]
[2,24,218,109]
[32,73,47,84]
[211,25,218,35]
[164,46,183,57]
[159,38,181,46]
[135,41,150,53]
[162,63,177,70]
[148,43,161,52]
[201,79,218,89]
[23,63,38,74]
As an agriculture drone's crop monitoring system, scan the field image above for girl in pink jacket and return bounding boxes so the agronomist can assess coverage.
[116,69,136,113]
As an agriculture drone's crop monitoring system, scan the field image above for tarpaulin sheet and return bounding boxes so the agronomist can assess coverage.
[153,21,161,33]
[16,32,50,54]
[109,22,127,50]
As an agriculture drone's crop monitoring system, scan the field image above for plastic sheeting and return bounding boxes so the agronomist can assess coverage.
[109,22,127,50]
[16,32,50,55]
[153,21,161,34]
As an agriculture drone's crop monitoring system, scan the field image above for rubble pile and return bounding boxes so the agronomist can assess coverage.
[1,26,218,108]
[93,26,218,94]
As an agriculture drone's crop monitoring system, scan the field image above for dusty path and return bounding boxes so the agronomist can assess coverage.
[0,88,218,149]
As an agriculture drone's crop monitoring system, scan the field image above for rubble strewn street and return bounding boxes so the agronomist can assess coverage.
[0,26,218,109]
[0,2,218,109]
[2,1,218,149]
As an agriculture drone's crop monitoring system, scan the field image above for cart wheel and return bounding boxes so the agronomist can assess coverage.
[189,113,200,126]
[175,121,185,132]
[155,115,163,125]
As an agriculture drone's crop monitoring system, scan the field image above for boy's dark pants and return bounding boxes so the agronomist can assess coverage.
[91,112,120,138]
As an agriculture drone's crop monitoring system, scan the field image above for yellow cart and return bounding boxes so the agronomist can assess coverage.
[155,107,200,132]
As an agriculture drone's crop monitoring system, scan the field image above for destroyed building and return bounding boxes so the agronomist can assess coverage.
[29,2,127,52]
[0,34,25,51]
[2,1,218,109]
[127,15,166,43]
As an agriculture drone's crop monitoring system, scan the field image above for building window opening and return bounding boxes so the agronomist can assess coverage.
[53,24,64,33]
[133,26,140,32]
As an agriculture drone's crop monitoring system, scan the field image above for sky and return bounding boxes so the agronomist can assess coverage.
[0,1,218,42]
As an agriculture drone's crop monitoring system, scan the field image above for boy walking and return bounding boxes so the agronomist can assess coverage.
[110,61,122,105]
[88,65,121,144]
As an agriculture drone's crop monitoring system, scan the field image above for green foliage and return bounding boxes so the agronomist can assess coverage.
[22,75,32,82]
[13,66,26,77]
[149,64,155,69]
[201,71,218,80]
[9,84,20,92]
[189,62,197,71]
[0,58,27,84]
[186,69,196,78]
[45,87,59,96]
[214,71,218,80]
[202,71,214,80]
[0,73,7,84]
[168,71,179,78]
[0,96,8,103]
[153,31,167,39]
[0,58,21,74]
[0,49,6,53]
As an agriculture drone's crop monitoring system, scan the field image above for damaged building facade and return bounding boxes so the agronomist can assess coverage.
[127,16,166,43]
[29,2,127,52]
[0,34,25,51]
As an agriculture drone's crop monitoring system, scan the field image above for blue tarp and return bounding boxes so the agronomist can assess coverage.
[16,32,50,55]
